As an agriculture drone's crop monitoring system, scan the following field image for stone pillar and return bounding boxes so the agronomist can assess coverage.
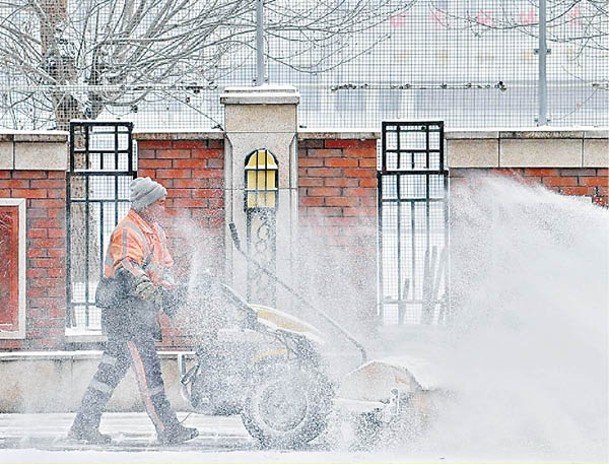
[220,85,300,303]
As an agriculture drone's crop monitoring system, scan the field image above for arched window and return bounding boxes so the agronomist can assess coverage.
[243,148,278,305]
[244,148,278,210]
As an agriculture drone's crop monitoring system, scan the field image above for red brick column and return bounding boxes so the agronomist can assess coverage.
[297,136,379,332]
[0,170,67,350]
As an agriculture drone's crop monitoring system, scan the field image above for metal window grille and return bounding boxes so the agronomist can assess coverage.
[378,121,450,325]
[66,121,136,330]
[243,148,278,306]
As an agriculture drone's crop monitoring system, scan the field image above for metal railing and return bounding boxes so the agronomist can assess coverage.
[66,121,136,330]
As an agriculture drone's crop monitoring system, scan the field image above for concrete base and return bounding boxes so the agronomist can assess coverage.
[0,351,192,413]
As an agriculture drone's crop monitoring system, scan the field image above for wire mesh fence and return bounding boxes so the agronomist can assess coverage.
[0,1,606,131]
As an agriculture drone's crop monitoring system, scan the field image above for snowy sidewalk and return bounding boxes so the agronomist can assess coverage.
[0,412,405,463]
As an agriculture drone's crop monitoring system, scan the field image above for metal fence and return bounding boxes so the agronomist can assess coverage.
[67,121,136,330]
[0,1,606,131]
[378,121,449,325]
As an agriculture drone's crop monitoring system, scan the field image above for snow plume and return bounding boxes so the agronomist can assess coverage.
[394,175,608,461]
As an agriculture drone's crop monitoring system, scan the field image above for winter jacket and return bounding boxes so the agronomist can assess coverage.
[101,209,174,340]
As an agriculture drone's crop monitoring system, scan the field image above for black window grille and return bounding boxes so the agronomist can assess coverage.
[378,121,450,325]
[66,121,136,330]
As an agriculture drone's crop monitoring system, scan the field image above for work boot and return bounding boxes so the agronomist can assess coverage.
[68,426,112,445]
[157,424,199,445]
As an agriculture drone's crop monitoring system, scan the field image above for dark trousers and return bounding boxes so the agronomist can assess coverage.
[72,338,180,435]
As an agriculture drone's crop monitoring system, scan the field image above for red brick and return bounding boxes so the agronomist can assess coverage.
[561,187,595,195]
[29,199,64,208]
[156,169,192,178]
[299,178,324,187]
[298,140,324,149]
[47,268,64,278]
[561,168,598,177]
[11,188,47,198]
[47,171,65,179]
[347,187,377,197]
[138,149,156,159]
[326,197,361,207]
[28,238,64,248]
[141,159,172,169]
[172,141,206,149]
[598,169,608,176]
[172,198,207,208]
[166,188,191,198]
[344,147,377,158]
[359,158,378,168]
[30,218,64,229]
[193,168,223,178]
[192,148,223,159]
[343,206,377,217]
[300,197,325,207]
[208,198,224,209]
[4,179,30,188]
[193,189,223,198]
[173,179,204,189]
[30,179,65,189]
[323,178,359,188]
[307,187,341,197]
[523,168,559,177]
[344,168,375,178]
[542,176,577,187]
[12,171,47,179]
[31,258,62,268]
[579,177,609,187]
[325,158,358,168]
[29,228,48,239]
[138,140,173,149]
[137,169,156,178]
[207,159,223,169]
[157,149,191,159]
[306,149,343,158]
[174,159,203,169]
[307,168,339,177]
[27,249,48,258]
[27,268,48,279]
[359,178,378,188]
[45,189,66,199]
[0,171,11,179]
[300,206,342,217]
[325,139,377,149]
[299,158,324,167]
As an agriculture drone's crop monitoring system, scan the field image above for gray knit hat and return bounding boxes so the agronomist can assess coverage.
[130,177,167,211]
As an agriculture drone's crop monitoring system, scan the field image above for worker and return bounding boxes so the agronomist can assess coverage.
[69,177,198,445]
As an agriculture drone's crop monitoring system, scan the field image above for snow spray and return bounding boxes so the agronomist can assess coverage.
[385,175,608,461]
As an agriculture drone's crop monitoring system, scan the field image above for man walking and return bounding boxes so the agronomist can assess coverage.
[69,177,198,445]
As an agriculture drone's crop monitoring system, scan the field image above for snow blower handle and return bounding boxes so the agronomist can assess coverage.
[228,222,368,364]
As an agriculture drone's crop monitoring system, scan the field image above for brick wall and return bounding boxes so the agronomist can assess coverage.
[450,168,608,206]
[0,170,67,350]
[297,135,379,331]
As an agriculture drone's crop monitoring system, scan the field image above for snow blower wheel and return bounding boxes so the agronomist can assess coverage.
[241,361,333,449]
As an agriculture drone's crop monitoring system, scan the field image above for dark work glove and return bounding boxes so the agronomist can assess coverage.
[134,273,164,306]
[162,285,188,317]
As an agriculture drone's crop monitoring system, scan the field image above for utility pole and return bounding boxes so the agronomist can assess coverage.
[537,0,548,125]
[256,0,265,86]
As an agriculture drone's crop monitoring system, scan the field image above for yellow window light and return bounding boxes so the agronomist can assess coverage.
[244,149,278,210]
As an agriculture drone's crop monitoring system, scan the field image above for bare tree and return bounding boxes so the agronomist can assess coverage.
[429,0,608,52]
[0,0,414,129]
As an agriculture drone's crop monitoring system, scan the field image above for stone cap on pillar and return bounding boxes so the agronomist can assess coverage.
[220,85,300,106]
[221,85,300,134]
